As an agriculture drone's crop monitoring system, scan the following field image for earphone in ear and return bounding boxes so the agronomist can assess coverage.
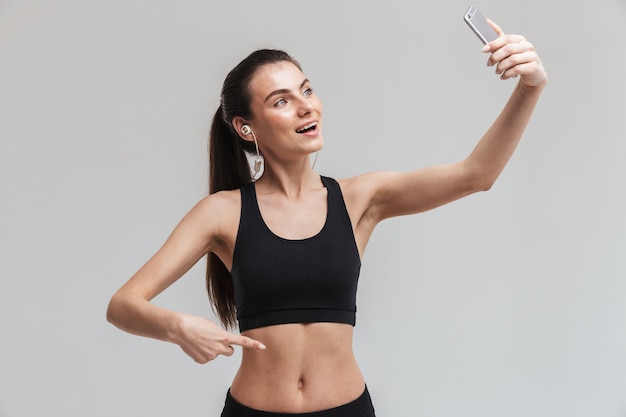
[239,124,263,180]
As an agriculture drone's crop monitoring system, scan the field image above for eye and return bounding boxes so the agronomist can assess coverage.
[273,98,287,107]
[303,87,313,96]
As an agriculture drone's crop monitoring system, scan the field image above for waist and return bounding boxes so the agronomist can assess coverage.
[231,323,364,413]
[223,385,374,416]
[238,308,356,332]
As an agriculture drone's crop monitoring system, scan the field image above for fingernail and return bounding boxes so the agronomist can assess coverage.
[258,343,266,350]
[481,44,490,53]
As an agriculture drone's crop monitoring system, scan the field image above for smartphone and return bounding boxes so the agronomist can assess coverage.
[464,5,499,44]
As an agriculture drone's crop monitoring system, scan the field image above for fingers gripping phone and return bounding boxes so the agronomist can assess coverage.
[464,5,499,44]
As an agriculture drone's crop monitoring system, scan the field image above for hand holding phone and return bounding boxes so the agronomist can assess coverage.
[464,5,499,44]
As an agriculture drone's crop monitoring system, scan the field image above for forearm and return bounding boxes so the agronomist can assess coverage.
[107,289,266,363]
[465,79,546,190]
[106,291,182,344]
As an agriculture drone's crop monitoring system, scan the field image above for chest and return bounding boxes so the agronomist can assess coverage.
[255,188,328,240]
[230,178,362,323]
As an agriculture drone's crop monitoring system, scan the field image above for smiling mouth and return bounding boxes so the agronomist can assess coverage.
[296,122,318,133]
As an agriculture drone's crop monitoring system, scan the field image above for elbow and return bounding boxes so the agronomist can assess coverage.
[477,179,495,192]
[105,298,116,325]
[464,162,498,193]
[467,173,496,193]
[105,292,123,327]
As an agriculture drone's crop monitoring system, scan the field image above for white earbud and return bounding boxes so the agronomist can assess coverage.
[240,124,262,180]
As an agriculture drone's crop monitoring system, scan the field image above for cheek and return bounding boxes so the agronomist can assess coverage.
[274,113,296,128]
[315,97,323,114]
[260,112,293,134]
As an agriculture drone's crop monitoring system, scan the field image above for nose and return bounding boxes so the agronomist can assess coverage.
[297,97,314,116]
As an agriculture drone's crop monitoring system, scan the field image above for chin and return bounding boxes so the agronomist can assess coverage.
[312,134,324,151]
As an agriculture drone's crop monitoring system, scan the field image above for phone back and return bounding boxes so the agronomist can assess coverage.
[464,5,499,44]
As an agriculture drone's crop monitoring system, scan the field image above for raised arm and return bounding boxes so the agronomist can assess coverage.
[106,191,265,363]
[353,21,547,225]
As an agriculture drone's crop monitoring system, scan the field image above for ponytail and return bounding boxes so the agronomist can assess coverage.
[209,106,254,194]
[206,107,253,329]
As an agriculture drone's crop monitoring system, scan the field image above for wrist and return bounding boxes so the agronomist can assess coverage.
[164,311,187,345]
[518,77,547,96]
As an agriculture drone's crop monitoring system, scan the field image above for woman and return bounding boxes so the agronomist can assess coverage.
[107,20,547,417]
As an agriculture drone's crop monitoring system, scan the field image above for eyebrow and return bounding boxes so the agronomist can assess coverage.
[264,79,310,103]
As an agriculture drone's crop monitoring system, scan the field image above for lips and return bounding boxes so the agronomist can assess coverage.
[296,121,318,133]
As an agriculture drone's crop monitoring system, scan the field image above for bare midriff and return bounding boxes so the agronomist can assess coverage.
[230,322,365,413]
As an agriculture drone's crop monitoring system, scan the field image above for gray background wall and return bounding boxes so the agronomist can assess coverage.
[1,1,625,416]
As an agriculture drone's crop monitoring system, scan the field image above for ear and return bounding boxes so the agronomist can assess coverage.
[232,116,254,142]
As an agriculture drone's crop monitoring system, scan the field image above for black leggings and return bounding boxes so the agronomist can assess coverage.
[220,386,376,417]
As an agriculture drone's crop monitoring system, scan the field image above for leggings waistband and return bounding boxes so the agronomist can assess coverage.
[220,386,376,417]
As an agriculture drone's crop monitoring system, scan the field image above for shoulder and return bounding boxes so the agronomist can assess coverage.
[339,171,412,225]
[337,171,398,202]
[335,172,398,226]
[201,188,241,210]
[190,188,241,215]
[182,188,242,239]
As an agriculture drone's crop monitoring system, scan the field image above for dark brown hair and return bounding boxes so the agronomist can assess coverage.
[207,49,301,329]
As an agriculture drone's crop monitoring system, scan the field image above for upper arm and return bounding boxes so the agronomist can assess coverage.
[114,191,238,301]
[349,160,484,225]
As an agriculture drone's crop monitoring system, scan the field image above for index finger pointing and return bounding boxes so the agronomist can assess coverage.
[231,335,266,350]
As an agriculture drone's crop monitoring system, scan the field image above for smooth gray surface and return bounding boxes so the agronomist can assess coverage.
[1,1,625,416]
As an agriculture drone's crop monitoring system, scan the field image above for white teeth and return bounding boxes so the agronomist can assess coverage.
[296,122,317,133]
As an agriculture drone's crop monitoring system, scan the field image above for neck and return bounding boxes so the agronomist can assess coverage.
[255,157,321,199]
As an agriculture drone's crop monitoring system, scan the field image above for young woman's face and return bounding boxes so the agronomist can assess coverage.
[245,61,323,163]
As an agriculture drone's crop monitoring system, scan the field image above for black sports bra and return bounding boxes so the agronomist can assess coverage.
[231,176,361,332]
